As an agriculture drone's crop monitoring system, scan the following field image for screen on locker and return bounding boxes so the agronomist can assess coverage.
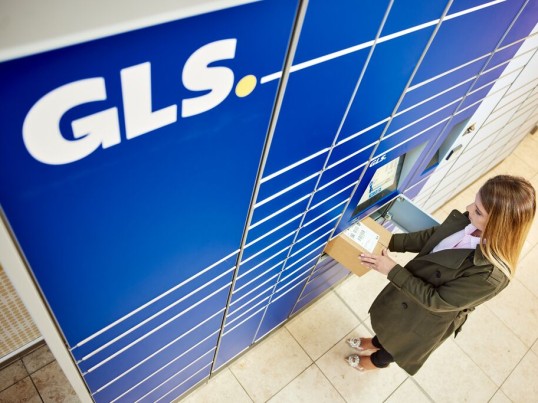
[353,155,404,215]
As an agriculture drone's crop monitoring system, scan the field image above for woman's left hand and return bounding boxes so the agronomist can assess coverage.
[359,249,397,276]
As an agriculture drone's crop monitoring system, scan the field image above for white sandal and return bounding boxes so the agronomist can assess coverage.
[345,354,364,371]
[346,337,379,353]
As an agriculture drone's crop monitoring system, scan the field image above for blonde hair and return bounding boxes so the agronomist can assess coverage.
[479,175,536,277]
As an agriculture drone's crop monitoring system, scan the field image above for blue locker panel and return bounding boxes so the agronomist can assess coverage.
[401,57,486,109]
[389,82,471,134]
[227,285,274,321]
[301,264,350,298]
[475,63,512,89]
[321,144,376,188]
[214,309,265,370]
[381,0,447,36]
[241,227,296,267]
[311,170,365,208]
[245,208,304,249]
[294,0,390,63]
[128,349,214,403]
[255,279,308,341]
[486,41,524,70]
[459,83,495,110]
[340,28,435,137]
[264,50,370,176]
[90,312,222,402]
[380,108,452,154]
[82,287,228,390]
[76,275,230,373]
[235,258,286,293]
[102,332,218,402]
[0,0,299,347]
[329,125,383,164]
[448,0,499,13]
[237,243,290,287]
[238,233,295,278]
[303,197,347,228]
[251,176,318,223]
[277,260,315,293]
[500,0,538,46]
[413,0,525,84]
[71,255,235,361]
[257,152,327,201]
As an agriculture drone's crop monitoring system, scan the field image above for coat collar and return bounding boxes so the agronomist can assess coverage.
[417,209,491,268]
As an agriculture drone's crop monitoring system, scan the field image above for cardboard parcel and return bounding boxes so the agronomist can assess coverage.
[324,217,392,276]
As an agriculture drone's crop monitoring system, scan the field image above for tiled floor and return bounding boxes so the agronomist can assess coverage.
[181,133,538,403]
[0,343,79,402]
[1,135,538,403]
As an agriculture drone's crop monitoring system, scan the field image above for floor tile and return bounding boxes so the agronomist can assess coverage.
[385,378,431,403]
[454,305,527,386]
[501,350,538,402]
[229,327,311,402]
[267,364,344,403]
[31,361,80,403]
[316,325,407,403]
[22,344,55,374]
[334,272,388,322]
[181,368,252,403]
[0,360,27,392]
[533,339,538,355]
[0,376,41,403]
[413,338,497,403]
[286,291,360,360]
[513,134,538,172]
[489,389,512,403]
[486,278,538,347]
[515,244,538,299]
[494,153,537,180]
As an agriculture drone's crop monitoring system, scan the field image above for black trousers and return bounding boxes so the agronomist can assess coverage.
[370,336,394,368]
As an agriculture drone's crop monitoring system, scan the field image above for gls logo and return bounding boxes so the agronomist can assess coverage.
[368,154,386,167]
[23,39,255,165]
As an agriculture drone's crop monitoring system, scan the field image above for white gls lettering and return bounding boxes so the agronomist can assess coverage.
[23,39,237,165]
[369,154,387,167]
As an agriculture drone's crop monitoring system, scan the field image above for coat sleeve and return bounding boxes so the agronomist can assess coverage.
[387,264,498,312]
[389,226,437,253]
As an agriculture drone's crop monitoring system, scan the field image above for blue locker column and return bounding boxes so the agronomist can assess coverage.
[0,1,299,402]
[214,0,391,367]
[290,0,449,312]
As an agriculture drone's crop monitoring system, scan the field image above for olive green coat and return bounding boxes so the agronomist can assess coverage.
[369,210,509,375]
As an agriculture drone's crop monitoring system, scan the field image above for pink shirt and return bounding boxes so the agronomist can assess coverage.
[431,223,481,253]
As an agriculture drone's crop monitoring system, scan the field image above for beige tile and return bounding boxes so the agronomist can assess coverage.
[533,339,538,355]
[489,389,512,403]
[454,305,527,385]
[431,207,450,222]
[334,272,388,322]
[229,327,311,402]
[316,325,407,403]
[181,368,252,403]
[513,134,538,173]
[285,291,360,360]
[0,376,41,403]
[486,278,538,347]
[515,244,538,299]
[31,361,80,403]
[22,344,55,374]
[268,364,344,403]
[385,379,430,403]
[494,153,536,180]
[501,350,538,402]
[0,359,28,392]
[413,339,497,402]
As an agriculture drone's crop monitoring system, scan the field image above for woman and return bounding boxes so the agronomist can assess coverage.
[345,175,536,374]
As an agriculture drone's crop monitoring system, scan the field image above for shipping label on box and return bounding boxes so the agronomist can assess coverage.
[324,217,392,277]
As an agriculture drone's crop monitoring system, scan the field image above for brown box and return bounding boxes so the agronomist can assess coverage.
[324,217,392,276]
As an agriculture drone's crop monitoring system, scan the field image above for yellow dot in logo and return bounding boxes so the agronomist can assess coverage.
[235,75,257,97]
